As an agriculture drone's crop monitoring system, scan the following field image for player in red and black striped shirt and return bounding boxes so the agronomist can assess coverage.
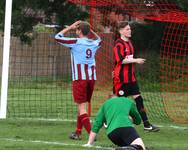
[113,21,159,132]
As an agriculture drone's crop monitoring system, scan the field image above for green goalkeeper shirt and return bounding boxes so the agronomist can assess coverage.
[92,97,141,135]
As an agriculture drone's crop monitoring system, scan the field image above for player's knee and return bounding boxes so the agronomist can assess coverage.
[131,138,145,150]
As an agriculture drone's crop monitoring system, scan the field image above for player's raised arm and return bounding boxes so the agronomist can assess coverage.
[54,21,82,48]
[89,29,101,40]
[58,20,81,35]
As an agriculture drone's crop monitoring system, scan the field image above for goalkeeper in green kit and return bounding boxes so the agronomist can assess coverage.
[83,95,146,150]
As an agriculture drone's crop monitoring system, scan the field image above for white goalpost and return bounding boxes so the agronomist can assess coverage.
[0,0,13,119]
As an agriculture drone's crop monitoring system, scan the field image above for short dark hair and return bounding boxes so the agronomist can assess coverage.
[114,21,130,39]
[77,21,90,36]
[117,21,129,30]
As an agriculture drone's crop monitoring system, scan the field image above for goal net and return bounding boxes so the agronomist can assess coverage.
[1,0,188,123]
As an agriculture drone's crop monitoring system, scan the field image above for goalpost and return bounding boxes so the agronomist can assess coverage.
[0,0,12,119]
[1,0,188,123]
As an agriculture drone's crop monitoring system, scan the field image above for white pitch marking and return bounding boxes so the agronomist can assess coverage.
[1,138,114,150]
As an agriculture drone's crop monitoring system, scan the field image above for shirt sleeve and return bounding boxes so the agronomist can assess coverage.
[113,43,125,64]
[91,37,102,49]
[54,33,78,48]
[92,104,105,133]
[129,102,142,125]
[96,37,102,48]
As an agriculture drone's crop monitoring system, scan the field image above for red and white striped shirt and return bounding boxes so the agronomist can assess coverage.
[55,33,101,81]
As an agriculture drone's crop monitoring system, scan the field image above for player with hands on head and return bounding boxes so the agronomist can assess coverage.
[55,20,101,140]
[84,95,146,150]
[113,21,159,132]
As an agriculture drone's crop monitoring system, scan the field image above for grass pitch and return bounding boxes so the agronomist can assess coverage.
[5,81,188,150]
[0,119,188,150]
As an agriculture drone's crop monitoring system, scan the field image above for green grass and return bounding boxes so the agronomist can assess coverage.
[5,81,188,149]
[8,87,168,121]
[0,119,188,150]
[7,82,188,123]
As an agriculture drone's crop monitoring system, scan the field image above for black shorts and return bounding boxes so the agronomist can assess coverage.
[108,127,140,147]
[114,81,140,97]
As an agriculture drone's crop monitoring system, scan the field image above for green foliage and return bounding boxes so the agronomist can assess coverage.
[0,1,5,31]
[0,0,88,44]
[176,0,188,11]
[132,21,165,55]
[0,0,187,44]
[33,23,54,33]
[131,21,165,86]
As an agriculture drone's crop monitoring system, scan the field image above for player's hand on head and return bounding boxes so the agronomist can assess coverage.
[70,20,81,30]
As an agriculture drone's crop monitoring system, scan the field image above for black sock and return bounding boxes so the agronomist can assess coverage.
[134,96,149,124]
[143,120,151,127]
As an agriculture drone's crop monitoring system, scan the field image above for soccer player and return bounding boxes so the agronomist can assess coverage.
[113,21,159,132]
[83,95,146,150]
[55,20,101,140]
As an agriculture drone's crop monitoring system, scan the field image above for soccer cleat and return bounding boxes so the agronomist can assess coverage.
[69,132,81,140]
[144,124,160,132]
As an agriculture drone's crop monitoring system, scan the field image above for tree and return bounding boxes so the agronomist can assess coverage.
[176,0,188,11]
[0,0,88,43]
[0,0,187,43]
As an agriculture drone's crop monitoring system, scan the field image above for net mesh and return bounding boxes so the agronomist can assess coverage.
[68,0,188,123]
[7,33,76,119]
[160,23,188,123]
[2,0,187,123]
